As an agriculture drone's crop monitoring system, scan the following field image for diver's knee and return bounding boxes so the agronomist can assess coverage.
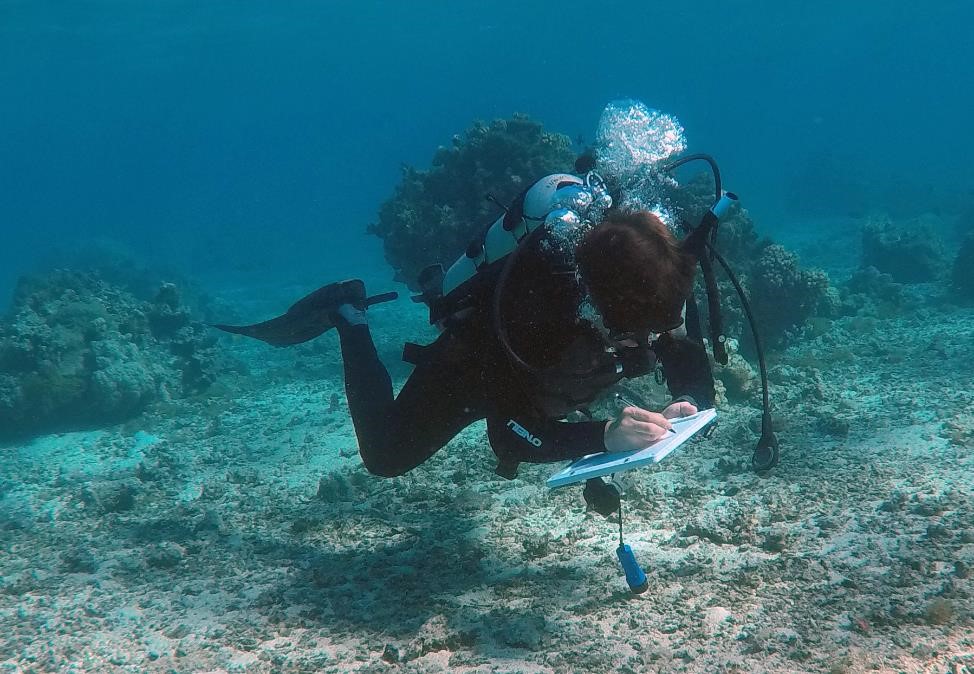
[360,453,410,478]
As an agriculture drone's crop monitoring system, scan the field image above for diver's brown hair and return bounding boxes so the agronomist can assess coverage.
[575,210,696,333]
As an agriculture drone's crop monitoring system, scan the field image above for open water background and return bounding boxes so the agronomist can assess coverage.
[1,0,971,306]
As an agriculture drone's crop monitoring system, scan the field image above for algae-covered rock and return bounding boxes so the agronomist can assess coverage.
[942,411,974,448]
[711,338,757,401]
[840,266,904,317]
[88,340,158,416]
[368,114,575,287]
[862,215,947,282]
[0,270,230,440]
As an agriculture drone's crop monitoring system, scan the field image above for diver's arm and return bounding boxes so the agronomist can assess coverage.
[486,414,607,466]
[652,332,717,408]
[486,404,680,476]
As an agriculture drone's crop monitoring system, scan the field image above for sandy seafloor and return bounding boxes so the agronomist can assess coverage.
[2,220,974,674]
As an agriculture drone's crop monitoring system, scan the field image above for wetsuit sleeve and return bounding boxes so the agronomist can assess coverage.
[653,333,716,408]
[486,414,606,468]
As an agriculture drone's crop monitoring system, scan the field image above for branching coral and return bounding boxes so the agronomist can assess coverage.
[368,114,575,287]
[746,244,837,349]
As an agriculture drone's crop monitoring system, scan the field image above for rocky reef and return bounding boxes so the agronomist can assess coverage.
[0,270,226,440]
[670,175,838,352]
[861,214,947,283]
[368,114,576,287]
[952,232,974,296]
[747,245,839,348]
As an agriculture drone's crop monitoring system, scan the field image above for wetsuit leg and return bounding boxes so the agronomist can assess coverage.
[336,323,489,477]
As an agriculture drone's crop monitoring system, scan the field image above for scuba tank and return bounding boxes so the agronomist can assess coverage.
[413,171,611,329]
[440,173,607,298]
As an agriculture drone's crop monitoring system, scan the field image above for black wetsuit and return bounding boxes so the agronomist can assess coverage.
[336,240,716,478]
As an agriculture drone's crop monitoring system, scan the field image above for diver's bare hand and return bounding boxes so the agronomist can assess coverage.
[662,400,697,419]
[604,406,673,453]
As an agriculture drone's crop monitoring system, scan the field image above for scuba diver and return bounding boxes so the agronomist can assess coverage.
[216,170,772,486]
[338,196,715,480]
[215,102,780,503]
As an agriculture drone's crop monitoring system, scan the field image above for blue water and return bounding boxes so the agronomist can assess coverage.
[2,1,971,307]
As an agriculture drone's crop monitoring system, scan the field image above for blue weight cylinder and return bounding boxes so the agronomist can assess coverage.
[616,543,648,594]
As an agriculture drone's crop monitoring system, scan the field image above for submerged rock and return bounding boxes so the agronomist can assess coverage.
[861,214,946,282]
[61,546,99,574]
[145,542,186,569]
[80,479,140,514]
[747,244,836,348]
[0,270,232,439]
[684,496,749,545]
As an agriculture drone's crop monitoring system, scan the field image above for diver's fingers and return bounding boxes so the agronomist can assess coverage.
[622,406,673,431]
[624,418,673,442]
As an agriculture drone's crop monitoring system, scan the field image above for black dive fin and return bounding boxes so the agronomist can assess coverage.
[212,280,397,347]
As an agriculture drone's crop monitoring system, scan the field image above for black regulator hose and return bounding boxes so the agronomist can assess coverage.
[698,240,728,366]
[704,242,780,472]
[663,152,779,472]
[663,153,722,201]
[492,225,549,377]
[664,154,726,363]
[663,153,722,258]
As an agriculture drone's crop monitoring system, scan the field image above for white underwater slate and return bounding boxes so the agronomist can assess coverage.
[546,408,717,488]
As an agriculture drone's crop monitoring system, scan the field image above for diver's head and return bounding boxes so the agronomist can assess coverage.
[575,210,696,336]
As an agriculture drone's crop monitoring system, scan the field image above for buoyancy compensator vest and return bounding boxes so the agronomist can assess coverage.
[408,172,657,418]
